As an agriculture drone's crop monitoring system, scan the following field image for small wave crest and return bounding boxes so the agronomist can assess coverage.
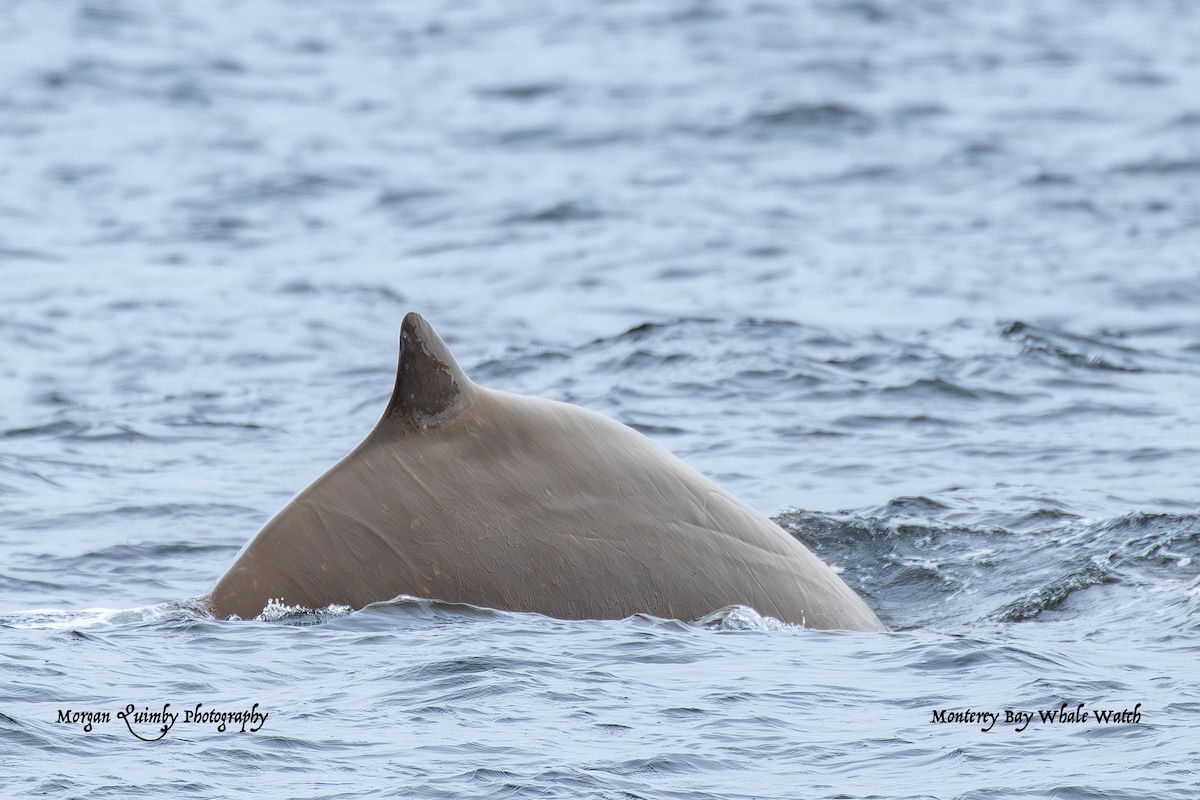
[692,604,798,632]
[777,504,1200,631]
[1,603,187,630]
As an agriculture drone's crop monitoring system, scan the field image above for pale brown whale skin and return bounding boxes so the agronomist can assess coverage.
[205,313,886,631]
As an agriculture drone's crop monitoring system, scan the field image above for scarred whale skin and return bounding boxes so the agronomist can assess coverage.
[205,313,886,631]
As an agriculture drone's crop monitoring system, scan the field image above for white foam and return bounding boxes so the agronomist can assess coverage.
[253,598,352,622]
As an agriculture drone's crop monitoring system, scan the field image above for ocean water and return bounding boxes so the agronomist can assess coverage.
[2,1,1199,797]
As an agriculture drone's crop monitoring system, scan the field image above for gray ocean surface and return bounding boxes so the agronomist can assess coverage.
[2,1,1199,797]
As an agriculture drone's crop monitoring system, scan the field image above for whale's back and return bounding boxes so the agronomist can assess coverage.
[206,313,886,631]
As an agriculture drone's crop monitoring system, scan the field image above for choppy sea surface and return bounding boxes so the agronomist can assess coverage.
[2,1,1199,797]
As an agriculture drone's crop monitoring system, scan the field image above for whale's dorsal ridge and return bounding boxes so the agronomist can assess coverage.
[384,312,475,429]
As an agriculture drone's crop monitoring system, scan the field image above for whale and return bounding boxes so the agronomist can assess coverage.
[205,313,886,631]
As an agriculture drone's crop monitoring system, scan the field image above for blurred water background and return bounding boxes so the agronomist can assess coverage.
[2,1,1198,797]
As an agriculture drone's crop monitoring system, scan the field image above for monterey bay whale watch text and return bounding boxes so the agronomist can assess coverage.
[930,702,1143,732]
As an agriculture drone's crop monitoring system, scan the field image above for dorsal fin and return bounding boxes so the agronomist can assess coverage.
[384,312,475,428]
